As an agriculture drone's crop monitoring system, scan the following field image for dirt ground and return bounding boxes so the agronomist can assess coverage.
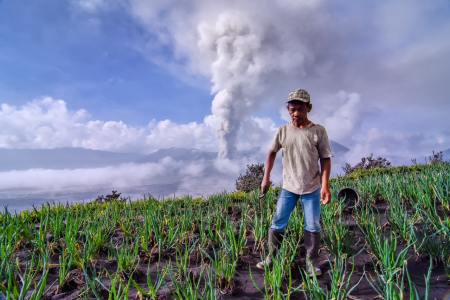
[14,200,450,300]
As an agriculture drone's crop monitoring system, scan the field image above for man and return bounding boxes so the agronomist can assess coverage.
[256,88,333,277]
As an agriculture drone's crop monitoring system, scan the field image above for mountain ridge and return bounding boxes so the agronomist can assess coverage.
[1,143,444,172]
[0,147,144,171]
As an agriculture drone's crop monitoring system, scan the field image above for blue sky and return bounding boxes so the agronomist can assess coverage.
[0,0,213,126]
[1,0,450,162]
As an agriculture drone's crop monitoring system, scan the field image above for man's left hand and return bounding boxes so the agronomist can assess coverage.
[321,185,331,205]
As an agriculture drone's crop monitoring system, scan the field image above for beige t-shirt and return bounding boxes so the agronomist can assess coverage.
[270,122,334,195]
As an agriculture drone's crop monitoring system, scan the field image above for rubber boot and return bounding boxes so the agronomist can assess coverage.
[256,229,284,270]
[304,230,322,277]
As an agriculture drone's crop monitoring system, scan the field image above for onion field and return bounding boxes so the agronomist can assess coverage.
[1,163,450,299]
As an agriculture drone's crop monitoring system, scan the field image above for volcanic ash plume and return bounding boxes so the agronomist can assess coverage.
[196,6,330,158]
[198,12,264,158]
[130,1,345,158]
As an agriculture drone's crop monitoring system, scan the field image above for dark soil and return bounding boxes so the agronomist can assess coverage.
[13,200,450,300]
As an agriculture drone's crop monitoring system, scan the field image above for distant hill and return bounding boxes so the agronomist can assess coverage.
[135,147,261,163]
[135,148,216,163]
[0,140,350,172]
[442,148,450,161]
[0,148,144,171]
[136,140,349,164]
[408,148,450,166]
[329,140,350,154]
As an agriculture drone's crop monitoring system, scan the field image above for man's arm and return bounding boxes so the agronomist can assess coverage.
[261,150,277,195]
[320,158,331,205]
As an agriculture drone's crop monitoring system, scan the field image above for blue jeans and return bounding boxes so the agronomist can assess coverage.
[270,187,321,233]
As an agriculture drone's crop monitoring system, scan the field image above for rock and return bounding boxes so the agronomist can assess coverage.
[137,215,144,223]
[46,233,55,242]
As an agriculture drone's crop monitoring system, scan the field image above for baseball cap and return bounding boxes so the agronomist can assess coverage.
[287,89,310,103]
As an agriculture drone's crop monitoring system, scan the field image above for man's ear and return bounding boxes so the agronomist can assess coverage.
[308,104,313,112]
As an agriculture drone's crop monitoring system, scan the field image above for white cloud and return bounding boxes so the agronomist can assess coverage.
[279,106,291,123]
[145,118,217,153]
[0,97,146,152]
[312,91,379,143]
[0,97,279,154]
[70,0,124,13]
[179,161,206,177]
[213,158,240,174]
[342,127,449,167]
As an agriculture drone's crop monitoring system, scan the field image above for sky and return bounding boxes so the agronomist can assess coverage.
[1,0,450,164]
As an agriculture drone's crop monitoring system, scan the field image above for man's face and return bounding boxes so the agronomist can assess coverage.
[287,102,312,123]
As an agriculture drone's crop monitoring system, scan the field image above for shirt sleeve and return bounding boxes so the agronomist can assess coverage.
[269,127,283,153]
[318,127,334,159]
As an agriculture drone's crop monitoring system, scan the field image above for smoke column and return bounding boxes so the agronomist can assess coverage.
[129,0,352,157]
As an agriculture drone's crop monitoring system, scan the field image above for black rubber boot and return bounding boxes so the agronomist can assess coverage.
[256,229,284,269]
[304,230,322,277]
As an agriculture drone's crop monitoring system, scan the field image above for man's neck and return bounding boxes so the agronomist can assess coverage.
[293,119,311,128]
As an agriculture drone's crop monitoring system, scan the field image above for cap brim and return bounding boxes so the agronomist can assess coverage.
[286,98,310,103]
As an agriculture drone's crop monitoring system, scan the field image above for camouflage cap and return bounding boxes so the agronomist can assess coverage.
[287,89,310,103]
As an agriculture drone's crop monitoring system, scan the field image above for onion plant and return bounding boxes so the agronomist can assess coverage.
[367,261,407,299]
[406,258,434,300]
[217,216,247,261]
[356,207,384,260]
[4,251,51,300]
[132,260,169,299]
[248,204,272,252]
[4,255,38,300]
[28,252,51,300]
[32,207,51,256]
[63,210,84,268]
[84,218,112,255]
[366,231,416,299]
[58,249,73,287]
[137,214,153,252]
[249,238,301,299]
[432,173,450,210]
[199,212,209,247]
[111,238,139,276]
[201,247,237,290]
[174,240,198,282]
[0,221,23,285]
[167,264,215,300]
[299,254,363,300]
[375,231,415,272]
[48,203,65,241]
[413,224,448,267]
[64,229,83,269]
[180,200,195,234]
[206,209,221,245]
[443,253,450,283]
[321,209,359,259]
[81,264,106,300]
[386,196,419,241]
[150,209,179,254]
[97,269,135,300]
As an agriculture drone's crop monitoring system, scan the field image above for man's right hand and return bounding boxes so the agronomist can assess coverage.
[261,178,271,196]
[261,151,277,197]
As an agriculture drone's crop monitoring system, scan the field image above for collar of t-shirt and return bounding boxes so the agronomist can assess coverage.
[290,121,315,129]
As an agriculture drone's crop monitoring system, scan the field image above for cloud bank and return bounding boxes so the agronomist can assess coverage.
[0,97,277,155]
[0,153,283,213]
